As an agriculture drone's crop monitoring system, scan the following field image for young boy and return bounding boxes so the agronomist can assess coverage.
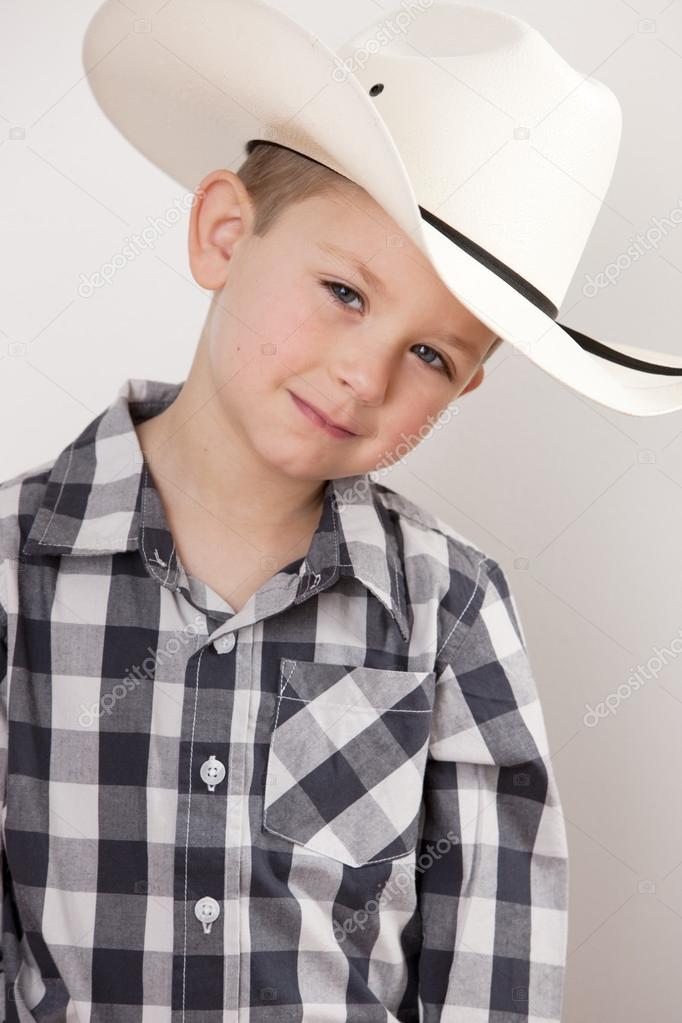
[0,139,567,1023]
[13,0,678,1015]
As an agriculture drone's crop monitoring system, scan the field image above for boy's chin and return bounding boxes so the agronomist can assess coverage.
[251,441,364,482]
[247,436,329,475]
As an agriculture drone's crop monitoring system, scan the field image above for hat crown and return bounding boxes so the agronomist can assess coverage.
[336,1,623,310]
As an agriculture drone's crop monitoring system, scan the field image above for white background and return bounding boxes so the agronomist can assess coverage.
[2,1,682,1017]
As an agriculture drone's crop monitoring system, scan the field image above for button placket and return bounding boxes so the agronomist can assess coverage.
[179,642,234,954]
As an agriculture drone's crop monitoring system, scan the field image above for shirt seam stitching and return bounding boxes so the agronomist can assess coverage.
[435,555,491,662]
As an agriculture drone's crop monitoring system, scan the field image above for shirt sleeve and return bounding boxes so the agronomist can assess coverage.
[0,558,7,1016]
[416,556,569,1023]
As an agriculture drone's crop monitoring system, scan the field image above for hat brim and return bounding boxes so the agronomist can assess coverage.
[419,218,682,417]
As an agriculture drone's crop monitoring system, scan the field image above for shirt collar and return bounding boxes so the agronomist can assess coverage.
[22,377,410,640]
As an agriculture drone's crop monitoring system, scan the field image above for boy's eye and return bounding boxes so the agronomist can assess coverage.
[410,343,452,378]
[322,279,365,312]
[320,279,454,381]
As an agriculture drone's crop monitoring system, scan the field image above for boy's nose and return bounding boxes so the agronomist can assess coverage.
[330,343,394,408]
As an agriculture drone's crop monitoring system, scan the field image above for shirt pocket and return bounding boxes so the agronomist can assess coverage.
[263,657,437,868]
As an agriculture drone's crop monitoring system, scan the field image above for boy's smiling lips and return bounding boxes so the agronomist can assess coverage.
[287,390,360,439]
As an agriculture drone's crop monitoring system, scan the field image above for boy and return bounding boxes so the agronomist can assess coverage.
[131,152,502,614]
[7,0,678,1018]
[0,138,566,1023]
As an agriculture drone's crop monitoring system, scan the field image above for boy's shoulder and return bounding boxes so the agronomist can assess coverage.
[0,455,59,563]
[0,456,58,620]
[0,377,182,568]
[363,478,525,664]
[366,474,497,580]
[362,476,513,656]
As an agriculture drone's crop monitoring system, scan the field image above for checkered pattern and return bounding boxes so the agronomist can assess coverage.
[0,377,568,1022]
[264,658,438,869]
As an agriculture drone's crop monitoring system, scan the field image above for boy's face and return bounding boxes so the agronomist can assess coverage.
[188,170,498,481]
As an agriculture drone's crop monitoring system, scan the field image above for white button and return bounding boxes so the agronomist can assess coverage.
[213,634,235,654]
[200,754,226,792]
[194,896,220,934]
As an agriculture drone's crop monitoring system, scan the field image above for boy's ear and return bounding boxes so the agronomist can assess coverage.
[459,363,485,396]
[188,169,255,291]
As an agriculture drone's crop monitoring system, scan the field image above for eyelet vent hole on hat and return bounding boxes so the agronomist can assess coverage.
[369,83,384,96]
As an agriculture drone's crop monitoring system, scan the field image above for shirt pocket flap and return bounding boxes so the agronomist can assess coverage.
[263,657,436,868]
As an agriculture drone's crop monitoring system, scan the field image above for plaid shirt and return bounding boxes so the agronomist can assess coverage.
[0,377,568,1022]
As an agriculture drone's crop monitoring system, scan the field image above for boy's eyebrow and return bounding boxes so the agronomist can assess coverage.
[317,242,389,298]
[318,241,482,357]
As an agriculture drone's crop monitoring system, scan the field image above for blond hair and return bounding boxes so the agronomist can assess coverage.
[236,141,503,363]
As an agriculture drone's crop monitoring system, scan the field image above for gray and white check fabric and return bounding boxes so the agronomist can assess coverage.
[0,377,568,1022]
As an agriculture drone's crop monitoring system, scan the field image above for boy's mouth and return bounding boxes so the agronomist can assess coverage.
[288,391,359,439]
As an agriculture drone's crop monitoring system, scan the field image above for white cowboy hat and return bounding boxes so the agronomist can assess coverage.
[81,0,682,416]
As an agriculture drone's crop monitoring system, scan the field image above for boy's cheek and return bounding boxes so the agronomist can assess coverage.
[383,406,434,447]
